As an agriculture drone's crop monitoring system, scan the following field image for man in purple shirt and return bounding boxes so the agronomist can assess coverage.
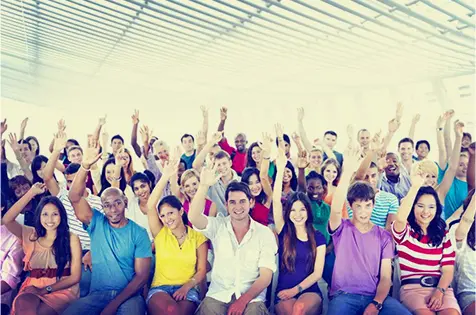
[327,150,410,315]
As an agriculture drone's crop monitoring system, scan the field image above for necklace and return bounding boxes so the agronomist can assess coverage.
[174,230,187,241]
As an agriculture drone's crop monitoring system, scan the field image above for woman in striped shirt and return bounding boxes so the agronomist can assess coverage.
[392,167,461,315]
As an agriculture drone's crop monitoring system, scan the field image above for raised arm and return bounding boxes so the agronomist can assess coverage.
[130,110,142,158]
[44,132,68,196]
[7,133,32,181]
[291,132,305,155]
[198,106,209,154]
[93,115,106,145]
[18,117,28,141]
[437,120,464,201]
[217,106,227,133]
[394,167,425,232]
[258,133,273,205]
[189,165,222,230]
[455,193,475,242]
[272,144,287,234]
[329,148,360,231]
[314,138,336,161]
[408,114,420,140]
[443,110,454,162]
[192,132,222,171]
[436,114,448,169]
[468,143,475,192]
[297,107,313,153]
[382,102,403,152]
[70,139,102,225]
[112,147,127,189]
[296,151,309,192]
[354,132,381,181]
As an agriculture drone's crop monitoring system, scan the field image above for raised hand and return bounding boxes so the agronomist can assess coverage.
[395,102,403,122]
[443,109,455,120]
[410,165,426,187]
[291,132,301,143]
[29,182,47,196]
[82,138,101,169]
[200,106,208,119]
[140,125,151,145]
[57,119,66,132]
[388,118,401,133]
[297,150,309,169]
[196,130,206,147]
[275,146,287,171]
[297,107,305,122]
[53,131,68,153]
[7,133,20,153]
[1,118,7,136]
[377,156,388,171]
[98,115,107,127]
[347,124,354,140]
[454,120,464,137]
[210,131,223,144]
[258,132,273,155]
[371,131,383,153]
[412,114,421,124]
[220,107,228,121]
[343,146,361,172]
[115,147,127,167]
[20,117,29,131]
[162,158,179,179]
[200,164,222,187]
[131,110,139,125]
[436,114,445,129]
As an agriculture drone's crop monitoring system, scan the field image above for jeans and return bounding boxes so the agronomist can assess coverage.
[80,250,91,298]
[327,291,411,315]
[62,290,146,315]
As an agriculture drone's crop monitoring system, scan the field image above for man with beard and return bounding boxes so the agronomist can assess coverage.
[217,107,248,176]
[189,172,277,315]
[63,138,151,315]
[379,152,411,202]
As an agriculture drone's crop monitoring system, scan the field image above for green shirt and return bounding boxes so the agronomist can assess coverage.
[311,200,331,244]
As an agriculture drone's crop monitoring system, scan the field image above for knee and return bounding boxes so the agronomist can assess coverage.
[164,303,179,315]
[14,294,35,311]
[292,301,305,315]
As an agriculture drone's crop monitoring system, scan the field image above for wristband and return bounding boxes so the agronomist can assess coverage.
[263,156,271,160]
[437,127,443,131]
[80,164,91,172]
[112,176,122,181]
[437,287,446,294]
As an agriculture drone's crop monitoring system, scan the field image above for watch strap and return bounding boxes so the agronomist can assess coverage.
[371,300,383,310]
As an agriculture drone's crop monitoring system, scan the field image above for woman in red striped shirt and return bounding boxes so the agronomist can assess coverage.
[392,168,461,315]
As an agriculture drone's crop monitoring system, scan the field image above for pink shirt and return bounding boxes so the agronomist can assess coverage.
[1,225,24,307]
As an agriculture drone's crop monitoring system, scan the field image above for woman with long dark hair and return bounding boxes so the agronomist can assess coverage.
[31,155,48,184]
[1,183,81,315]
[25,136,40,157]
[448,189,475,315]
[273,146,326,315]
[97,157,127,196]
[392,167,460,315]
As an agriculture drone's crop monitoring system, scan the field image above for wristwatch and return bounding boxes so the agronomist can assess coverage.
[371,300,383,311]
[437,287,446,294]
[297,285,303,294]
[45,286,53,294]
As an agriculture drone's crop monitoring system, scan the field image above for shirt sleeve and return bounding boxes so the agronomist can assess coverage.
[391,221,408,244]
[144,147,162,184]
[133,225,152,259]
[314,230,327,247]
[441,231,456,267]
[194,230,208,248]
[193,215,220,241]
[0,237,24,290]
[218,138,236,156]
[328,219,344,237]
[388,194,399,215]
[84,208,101,234]
[257,227,278,273]
[381,230,396,260]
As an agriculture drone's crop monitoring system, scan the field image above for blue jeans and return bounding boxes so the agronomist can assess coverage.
[327,291,411,315]
[62,290,146,315]
[80,250,92,298]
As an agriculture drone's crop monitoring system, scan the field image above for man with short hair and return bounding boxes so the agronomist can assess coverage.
[63,140,152,315]
[462,132,472,148]
[398,137,414,175]
[207,150,241,216]
[217,107,248,176]
[180,133,196,169]
[414,140,430,161]
[357,129,371,155]
[190,178,277,315]
[323,131,343,165]
[379,152,411,202]
[327,150,410,315]
[111,134,124,156]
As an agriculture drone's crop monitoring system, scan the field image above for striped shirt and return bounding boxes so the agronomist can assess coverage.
[392,222,455,281]
[57,188,103,251]
[347,191,399,228]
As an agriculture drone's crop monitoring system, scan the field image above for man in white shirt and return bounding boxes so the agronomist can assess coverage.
[189,168,277,315]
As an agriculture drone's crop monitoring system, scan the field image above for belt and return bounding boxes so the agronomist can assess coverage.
[30,268,71,278]
[401,276,440,288]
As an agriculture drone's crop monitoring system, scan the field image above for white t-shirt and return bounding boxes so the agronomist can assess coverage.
[126,196,153,241]
[449,222,476,295]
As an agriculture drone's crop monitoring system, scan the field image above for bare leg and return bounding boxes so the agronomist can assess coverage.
[147,292,180,315]
[13,293,41,315]
[275,299,296,315]
[292,293,322,315]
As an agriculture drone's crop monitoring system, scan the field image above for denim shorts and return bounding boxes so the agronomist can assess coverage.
[457,291,475,312]
[146,285,201,305]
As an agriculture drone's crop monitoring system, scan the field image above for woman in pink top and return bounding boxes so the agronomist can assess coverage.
[1,183,82,315]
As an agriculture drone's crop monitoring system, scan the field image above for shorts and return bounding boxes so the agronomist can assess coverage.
[457,291,475,313]
[146,285,201,305]
[399,284,461,313]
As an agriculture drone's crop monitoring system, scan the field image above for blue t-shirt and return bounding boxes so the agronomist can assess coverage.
[181,150,196,170]
[323,150,343,166]
[438,166,468,219]
[277,224,326,295]
[86,209,152,292]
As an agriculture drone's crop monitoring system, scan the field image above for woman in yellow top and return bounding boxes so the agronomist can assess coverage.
[146,155,208,315]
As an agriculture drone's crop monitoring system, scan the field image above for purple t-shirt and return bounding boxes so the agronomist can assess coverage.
[329,219,395,296]
[277,224,327,294]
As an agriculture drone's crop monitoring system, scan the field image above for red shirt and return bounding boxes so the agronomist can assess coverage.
[218,138,247,175]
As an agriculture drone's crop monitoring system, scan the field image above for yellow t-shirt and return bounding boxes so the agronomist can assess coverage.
[151,226,207,287]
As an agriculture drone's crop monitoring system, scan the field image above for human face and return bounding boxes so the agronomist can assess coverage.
[14,183,31,199]
[68,148,83,164]
[159,204,184,230]
[251,146,262,164]
[102,193,127,224]
[64,173,77,190]
[283,142,291,158]
[307,179,325,202]
[422,173,437,188]
[364,167,379,191]
[156,145,169,161]
[182,176,199,199]
[215,157,231,176]
[227,191,252,221]
[413,194,437,228]
[358,130,371,149]
[289,200,308,227]
[416,143,429,160]
[208,145,221,162]
[36,162,46,180]
[385,154,400,177]
[247,174,262,197]
[132,180,151,202]
[462,135,471,148]
[19,143,32,161]
[29,139,38,156]
[235,134,247,153]
[105,164,115,184]
[283,167,293,184]
[324,134,337,149]
[111,139,123,153]
[309,151,323,168]
[182,136,194,153]
[323,164,337,184]
[120,152,131,168]
[456,155,468,178]
[399,141,414,162]
[40,203,61,231]
[351,199,373,225]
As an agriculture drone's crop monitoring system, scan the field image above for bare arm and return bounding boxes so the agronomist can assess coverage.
[295,245,325,290]
[395,171,425,232]
[436,115,448,169]
[198,106,209,154]
[297,108,314,153]
[193,132,222,171]
[455,194,475,241]
[372,258,393,304]
[130,110,142,158]
[437,121,463,201]
[273,147,286,234]
[189,165,221,230]
[259,133,273,206]
[408,114,420,140]
[443,110,454,162]
[7,133,33,181]
[93,116,106,144]
[146,164,173,238]
[18,118,28,141]
[217,107,227,133]
[44,131,68,197]
[235,268,273,306]
[468,143,475,192]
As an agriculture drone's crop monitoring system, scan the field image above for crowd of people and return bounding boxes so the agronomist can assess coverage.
[0,103,474,315]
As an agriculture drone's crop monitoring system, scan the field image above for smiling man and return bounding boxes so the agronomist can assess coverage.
[398,138,415,175]
[379,152,411,202]
[189,169,277,315]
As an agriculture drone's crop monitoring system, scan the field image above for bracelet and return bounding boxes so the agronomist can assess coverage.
[437,286,446,294]
[80,164,91,172]
[263,156,271,160]
[112,176,122,181]
[437,127,443,131]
